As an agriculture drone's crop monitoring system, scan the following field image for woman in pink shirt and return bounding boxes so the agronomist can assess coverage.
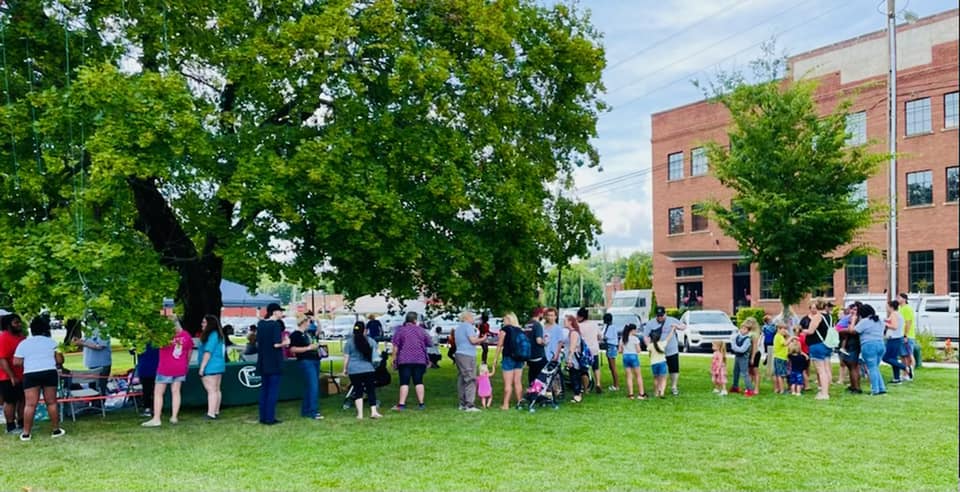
[142,319,194,427]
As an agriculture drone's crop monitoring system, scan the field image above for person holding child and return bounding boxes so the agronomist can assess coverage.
[710,340,727,396]
[619,324,646,400]
[883,300,909,384]
[647,322,675,398]
[642,306,686,396]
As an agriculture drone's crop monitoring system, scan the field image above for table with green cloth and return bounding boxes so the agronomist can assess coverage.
[171,359,309,407]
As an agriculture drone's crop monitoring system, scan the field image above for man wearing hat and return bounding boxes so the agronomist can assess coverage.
[256,303,289,425]
[642,306,687,396]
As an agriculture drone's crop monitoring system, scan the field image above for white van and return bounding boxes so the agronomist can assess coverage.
[917,295,959,343]
[607,289,652,323]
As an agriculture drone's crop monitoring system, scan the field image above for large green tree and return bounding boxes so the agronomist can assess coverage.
[698,62,885,316]
[0,0,605,346]
[543,262,603,308]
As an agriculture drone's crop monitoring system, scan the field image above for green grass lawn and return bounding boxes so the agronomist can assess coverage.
[7,353,958,492]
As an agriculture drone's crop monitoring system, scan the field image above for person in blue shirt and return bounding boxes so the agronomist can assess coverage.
[71,327,112,396]
[198,315,226,420]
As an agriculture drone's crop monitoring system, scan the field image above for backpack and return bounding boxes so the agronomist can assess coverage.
[577,337,594,369]
[762,323,777,346]
[733,334,752,355]
[508,326,531,362]
[819,314,839,349]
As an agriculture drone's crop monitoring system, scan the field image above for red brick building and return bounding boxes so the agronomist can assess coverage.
[651,10,959,314]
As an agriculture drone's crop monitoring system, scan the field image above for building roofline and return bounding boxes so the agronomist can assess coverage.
[789,8,958,64]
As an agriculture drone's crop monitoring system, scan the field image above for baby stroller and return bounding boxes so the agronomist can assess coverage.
[342,349,391,409]
[524,360,562,412]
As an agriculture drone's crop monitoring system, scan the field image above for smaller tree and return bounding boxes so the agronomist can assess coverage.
[698,58,885,316]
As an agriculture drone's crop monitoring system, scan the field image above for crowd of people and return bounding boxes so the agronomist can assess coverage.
[0,292,927,440]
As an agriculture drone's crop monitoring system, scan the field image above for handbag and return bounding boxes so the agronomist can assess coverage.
[598,323,612,351]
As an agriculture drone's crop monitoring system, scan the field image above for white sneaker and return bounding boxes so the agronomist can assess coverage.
[141,420,161,427]
[712,388,720,393]
[464,407,482,413]
[607,386,619,391]
[51,428,66,438]
[719,390,727,396]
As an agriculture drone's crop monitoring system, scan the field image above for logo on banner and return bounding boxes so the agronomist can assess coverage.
[238,366,262,388]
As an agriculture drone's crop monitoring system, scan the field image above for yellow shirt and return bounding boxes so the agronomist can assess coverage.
[773,332,788,360]
[900,304,916,339]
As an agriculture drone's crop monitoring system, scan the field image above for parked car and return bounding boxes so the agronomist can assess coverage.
[679,310,737,352]
[917,295,959,343]
[431,314,460,337]
[603,313,642,339]
[329,314,360,338]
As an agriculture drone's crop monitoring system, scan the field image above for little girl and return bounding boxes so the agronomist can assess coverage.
[648,326,674,398]
[477,364,493,408]
[619,324,646,400]
[710,340,727,396]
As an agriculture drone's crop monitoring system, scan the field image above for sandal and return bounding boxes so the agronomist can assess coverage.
[637,393,648,400]
[627,394,634,400]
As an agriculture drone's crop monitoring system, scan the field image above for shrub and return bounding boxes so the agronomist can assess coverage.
[649,291,659,320]
[736,308,766,327]
[666,308,686,319]
[916,331,940,362]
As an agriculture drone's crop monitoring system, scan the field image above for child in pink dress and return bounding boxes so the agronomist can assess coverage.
[477,364,493,408]
[710,340,728,396]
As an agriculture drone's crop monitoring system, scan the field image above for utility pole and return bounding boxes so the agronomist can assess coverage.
[887,0,899,298]
[579,271,584,307]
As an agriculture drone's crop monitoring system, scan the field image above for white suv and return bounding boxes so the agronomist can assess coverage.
[679,310,737,352]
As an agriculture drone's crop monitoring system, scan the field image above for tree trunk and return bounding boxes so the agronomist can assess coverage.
[129,177,223,336]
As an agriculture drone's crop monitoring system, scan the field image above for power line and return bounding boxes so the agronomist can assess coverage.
[605,0,754,72]
[606,0,817,96]
[609,0,854,113]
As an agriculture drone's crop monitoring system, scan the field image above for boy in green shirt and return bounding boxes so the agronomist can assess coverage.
[898,293,917,375]
[772,323,790,394]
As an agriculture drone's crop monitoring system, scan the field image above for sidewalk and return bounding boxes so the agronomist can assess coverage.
[679,351,958,368]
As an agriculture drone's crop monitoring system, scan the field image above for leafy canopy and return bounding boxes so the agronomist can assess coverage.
[698,67,885,308]
[0,0,605,346]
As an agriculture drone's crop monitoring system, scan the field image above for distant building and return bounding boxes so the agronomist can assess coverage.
[651,10,959,314]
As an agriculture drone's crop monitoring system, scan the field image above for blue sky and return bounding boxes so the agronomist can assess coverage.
[572,0,957,258]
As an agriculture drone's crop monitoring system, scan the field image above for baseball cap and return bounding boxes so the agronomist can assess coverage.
[655,306,666,316]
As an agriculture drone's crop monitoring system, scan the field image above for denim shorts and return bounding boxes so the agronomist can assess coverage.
[808,342,833,361]
[787,372,804,386]
[651,361,667,377]
[898,339,912,357]
[605,345,619,359]
[622,354,640,369]
[501,357,524,372]
[156,374,187,384]
[773,358,788,377]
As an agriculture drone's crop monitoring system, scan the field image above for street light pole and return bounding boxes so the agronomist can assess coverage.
[886,0,899,298]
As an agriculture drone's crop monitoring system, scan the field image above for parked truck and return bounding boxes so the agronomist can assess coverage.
[607,289,652,324]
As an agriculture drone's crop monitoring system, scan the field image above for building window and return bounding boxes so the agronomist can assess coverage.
[759,271,776,300]
[813,273,834,299]
[906,170,933,206]
[945,92,959,129]
[949,249,959,294]
[845,256,868,294]
[691,147,708,176]
[908,250,934,294]
[668,207,684,234]
[676,266,703,278]
[691,204,708,232]
[905,98,931,136]
[667,152,684,181]
[845,111,867,146]
[947,167,959,203]
[850,180,868,209]
[676,282,703,309]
